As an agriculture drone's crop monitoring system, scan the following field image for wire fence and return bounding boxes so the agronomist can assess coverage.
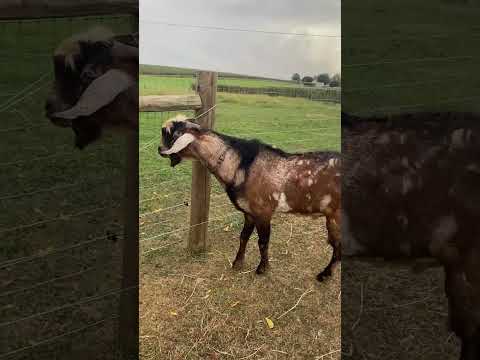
[0,14,136,359]
[138,72,340,271]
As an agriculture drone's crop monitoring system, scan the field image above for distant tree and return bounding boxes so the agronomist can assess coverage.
[316,73,331,85]
[291,73,301,82]
[329,73,341,87]
[302,76,315,87]
[302,76,314,82]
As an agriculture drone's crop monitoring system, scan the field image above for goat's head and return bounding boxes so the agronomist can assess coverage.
[45,26,138,148]
[158,115,202,167]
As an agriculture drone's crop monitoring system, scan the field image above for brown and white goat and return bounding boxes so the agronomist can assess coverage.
[45,27,138,149]
[342,112,480,360]
[159,115,341,281]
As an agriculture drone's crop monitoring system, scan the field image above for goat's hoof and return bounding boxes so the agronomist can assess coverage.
[316,270,332,282]
[255,262,269,275]
[232,259,244,270]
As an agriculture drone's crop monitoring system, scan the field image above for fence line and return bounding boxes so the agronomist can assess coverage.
[343,54,476,68]
[141,217,243,256]
[355,94,480,116]
[0,266,97,298]
[0,72,52,112]
[140,210,240,244]
[0,204,120,234]
[140,198,232,231]
[215,84,340,102]
[0,315,118,359]
[0,233,121,269]
[0,285,137,329]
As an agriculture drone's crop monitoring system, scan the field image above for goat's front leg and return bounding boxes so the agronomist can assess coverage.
[255,220,271,275]
[232,213,255,270]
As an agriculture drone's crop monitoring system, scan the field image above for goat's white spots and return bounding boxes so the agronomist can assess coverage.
[402,175,413,195]
[307,170,312,175]
[272,192,280,201]
[276,193,291,213]
[319,194,332,210]
[234,169,245,186]
[451,128,472,149]
[328,158,339,168]
[451,129,464,147]
[307,179,314,186]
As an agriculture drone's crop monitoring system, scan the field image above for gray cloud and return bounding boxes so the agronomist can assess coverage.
[140,0,340,79]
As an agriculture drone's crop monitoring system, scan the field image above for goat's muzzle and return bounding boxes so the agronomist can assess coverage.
[158,145,182,167]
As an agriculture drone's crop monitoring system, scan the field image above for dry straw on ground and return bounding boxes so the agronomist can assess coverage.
[140,211,341,360]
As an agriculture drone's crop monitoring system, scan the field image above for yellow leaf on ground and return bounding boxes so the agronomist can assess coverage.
[231,301,240,308]
[169,311,178,316]
[265,317,274,329]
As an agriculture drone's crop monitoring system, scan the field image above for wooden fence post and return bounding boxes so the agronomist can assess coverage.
[188,71,217,252]
[118,125,139,359]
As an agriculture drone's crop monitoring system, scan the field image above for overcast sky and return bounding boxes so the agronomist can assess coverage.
[140,0,340,80]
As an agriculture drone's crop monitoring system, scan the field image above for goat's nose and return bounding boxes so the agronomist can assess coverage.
[158,146,168,157]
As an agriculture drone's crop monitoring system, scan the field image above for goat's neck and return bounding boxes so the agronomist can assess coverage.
[192,134,237,184]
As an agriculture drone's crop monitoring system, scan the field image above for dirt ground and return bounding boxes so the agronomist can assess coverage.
[140,208,341,360]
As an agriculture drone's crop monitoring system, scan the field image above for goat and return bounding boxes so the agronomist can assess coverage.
[45,26,138,149]
[158,115,341,281]
[342,111,480,360]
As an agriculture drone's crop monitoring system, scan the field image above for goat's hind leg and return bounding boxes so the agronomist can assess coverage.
[317,210,341,282]
[232,213,255,270]
[255,221,271,275]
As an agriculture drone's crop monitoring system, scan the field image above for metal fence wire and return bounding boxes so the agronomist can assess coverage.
[0,14,136,360]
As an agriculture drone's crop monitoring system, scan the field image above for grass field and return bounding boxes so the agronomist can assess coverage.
[139,74,328,96]
[0,16,134,359]
[139,78,341,358]
[342,0,480,116]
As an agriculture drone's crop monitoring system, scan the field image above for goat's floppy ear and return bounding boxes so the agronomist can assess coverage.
[50,69,134,120]
[161,133,196,155]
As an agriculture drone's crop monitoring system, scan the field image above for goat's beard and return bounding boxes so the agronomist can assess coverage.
[169,154,182,167]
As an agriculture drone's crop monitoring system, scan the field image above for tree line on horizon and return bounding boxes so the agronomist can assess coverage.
[291,72,341,87]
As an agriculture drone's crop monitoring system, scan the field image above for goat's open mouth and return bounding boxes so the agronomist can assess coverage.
[46,112,72,128]
[158,145,182,167]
